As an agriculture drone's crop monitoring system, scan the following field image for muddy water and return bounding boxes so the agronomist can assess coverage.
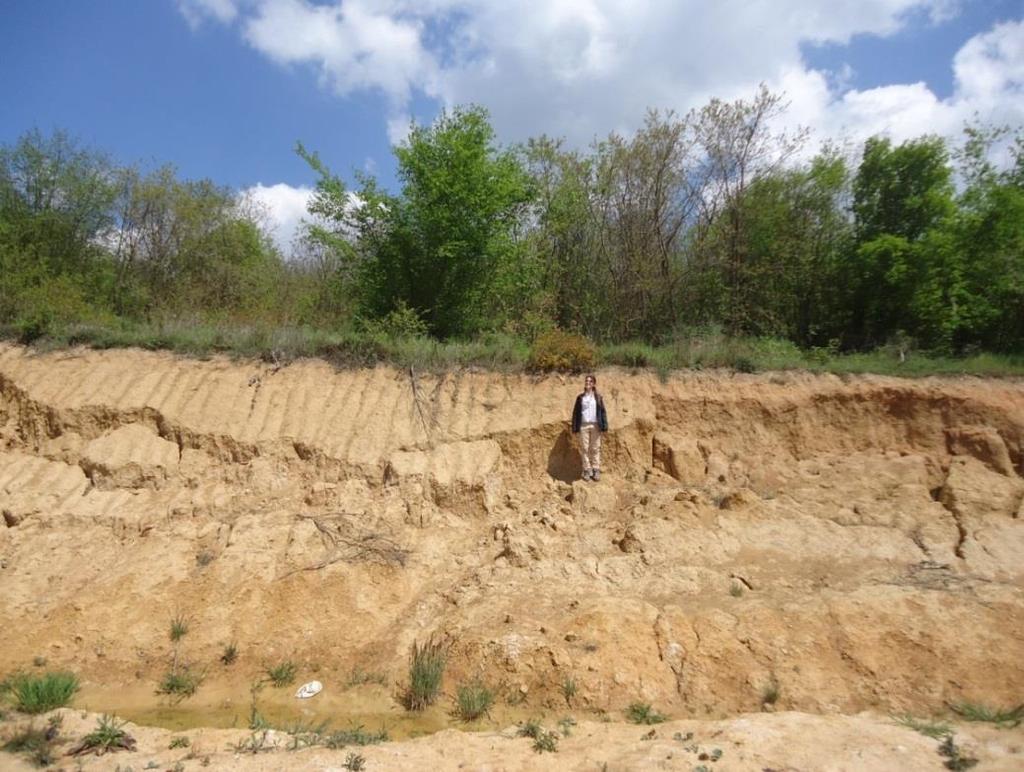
[75,678,563,739]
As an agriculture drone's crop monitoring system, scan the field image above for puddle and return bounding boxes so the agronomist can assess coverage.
[75,678,560,740]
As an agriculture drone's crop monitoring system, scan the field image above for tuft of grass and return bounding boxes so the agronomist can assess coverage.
[950,702,1024,728]
[625,702,667,725]
[893,713,951,739]
[561,676,578,707]
[220,642,238,666]
[762,676,780,706]
[69,714,136,756]
[729,582,744,598]
[169,735,191,749]
[517,718,544,739]
[532,729,559,753]
[157,668,203,701]
[169,615,189,643]
[401,637,447,711]
[453,680,495,722]
[346,666,387,688]
[7,671,79,714]
[558,716,577,737]
[233,729,274,754]
[265,661,298,687]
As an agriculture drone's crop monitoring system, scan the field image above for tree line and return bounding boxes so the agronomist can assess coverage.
[2,88,1022,354]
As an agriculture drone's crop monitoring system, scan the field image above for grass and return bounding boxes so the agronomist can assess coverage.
[762,676,781,706]
[517,719,558,753]
[893,713,952,739]
[265,661,298,687]
[343,752,367,771]
[169,736,191,749]
[5,672,79,714]
[950,702,1024,728]
[169,615,189,643]
[157,668,203,700]
[10,318,1024,379]
[401,638,448,711]
[69,714,136,756]
[625,702,667,725]
[324,726,389,749]
[233,729,274,754]
[220,642,238,666]
[453,680,495,722]
[561,676,578,707]
[346,666,387,688]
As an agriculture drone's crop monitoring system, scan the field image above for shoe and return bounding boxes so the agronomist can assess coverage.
[592,470,601,481]
[581,470,592,481]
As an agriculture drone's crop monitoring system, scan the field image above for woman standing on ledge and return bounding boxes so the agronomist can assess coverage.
[571,374,608,481]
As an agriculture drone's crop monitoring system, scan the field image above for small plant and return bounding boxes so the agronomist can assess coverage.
[265,661,298,687]
[346,666,387,687]
[32,656,47,668]
[2,716,61,767]
[454,679,494,722]
[232,729,274,754]
[220,642,238,666]
[558,716,577,737]
[248,681,268,730]
[343,752,367,771]
[195,550,215,567]
[169,615,189,643]
[937,734,978,771]
[169,736,190,749]
[157,668,203,700]
[532,729,559,753]
[8,671,79,714]
[69,714,137,756]
[893,713,951,738]
[561,676,577,707]
[517,718,543,739]
[950,702,1024,728]
[626,702,667,725]
[324,726,389,749]
[762,676,780,706]
[729,583,744,597]
[401,637,447,711]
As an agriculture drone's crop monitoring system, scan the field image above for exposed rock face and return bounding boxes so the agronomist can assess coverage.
[1,343,1023,733]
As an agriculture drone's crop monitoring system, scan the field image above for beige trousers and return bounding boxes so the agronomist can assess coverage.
[578,423,602,472]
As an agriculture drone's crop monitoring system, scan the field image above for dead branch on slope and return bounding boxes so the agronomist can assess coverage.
[280,512,410,578]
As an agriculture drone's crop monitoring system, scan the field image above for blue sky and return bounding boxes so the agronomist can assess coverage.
[3,1,1022,250]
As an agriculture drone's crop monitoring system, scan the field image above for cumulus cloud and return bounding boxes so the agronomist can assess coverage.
[177,0,239,29]
[244,182,314,254]
[180,0,1023,156]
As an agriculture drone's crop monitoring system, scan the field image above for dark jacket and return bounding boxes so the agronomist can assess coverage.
[572,392,608,433]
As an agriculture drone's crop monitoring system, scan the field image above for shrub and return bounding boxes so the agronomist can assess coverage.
[401,638,448,711]
[454,680,494,721]
[361,301,430,339]
[625,702,667,725]
[528,330,596,373]
[343,752,367,771]
[532,729,559,753]
[265,661,298,687]
[8,672,79,714]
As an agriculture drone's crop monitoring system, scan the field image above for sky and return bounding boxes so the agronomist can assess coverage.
[3,0,1023,253]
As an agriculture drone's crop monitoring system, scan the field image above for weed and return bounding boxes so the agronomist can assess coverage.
[517,718,543,739]
[625,702,667,725]
[220,642,238,666]
[401,637,447,711]
[893,713,951,739]
[232,730,274,754]
[285,719,330,750]
[558,716,577,737]
[729,583,744,598]
[950,702,1024,728]
[343,752,367,771]
[169,615,189,643]
[69,715,137,756]
[937,734,978,770]
[247,681,268,730]
[32,657,47,668]
[532,729,559,753]
[762,676,780,706]
[453,679,494,722]
[561,676,577,707]
[195,550,215,567]
[265,661,298,687]
[157,668,203,701]
[168,736,190,749]
[346,666,387,688]
[8,671,79,714]
[323,726,389,749]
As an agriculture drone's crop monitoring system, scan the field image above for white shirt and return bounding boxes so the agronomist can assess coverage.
[581,393,597,423]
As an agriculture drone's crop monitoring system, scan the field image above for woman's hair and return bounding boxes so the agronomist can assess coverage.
[585,374,597,385]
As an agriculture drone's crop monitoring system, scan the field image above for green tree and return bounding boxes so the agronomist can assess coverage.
[300,105,533,337]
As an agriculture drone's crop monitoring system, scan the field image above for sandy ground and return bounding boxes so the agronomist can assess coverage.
[2,342,1023,769]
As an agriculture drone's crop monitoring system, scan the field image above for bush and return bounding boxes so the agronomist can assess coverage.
[7,671,79,714]
[157,668,203,700]
[401,637,448,711]
[360,301,430,339]
[528,329,596,373]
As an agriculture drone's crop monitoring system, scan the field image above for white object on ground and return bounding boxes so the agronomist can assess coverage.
[295,680,323,699]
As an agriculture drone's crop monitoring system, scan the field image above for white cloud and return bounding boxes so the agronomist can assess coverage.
[179,1,1023,158]
[177,0,238,29]
[244,182,314,254]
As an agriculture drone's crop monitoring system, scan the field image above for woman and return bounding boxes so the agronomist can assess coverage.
[571,374,608,481]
